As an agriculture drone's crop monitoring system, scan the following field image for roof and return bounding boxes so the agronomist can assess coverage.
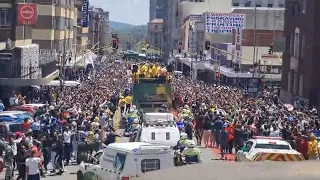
[136,161,320,180]
[108,142,150,152]
[253,139,289,146]
[107,142,171,153]
[150,18,163,24]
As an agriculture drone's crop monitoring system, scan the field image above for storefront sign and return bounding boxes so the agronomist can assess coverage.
[17,3,37,26]
[82,0,89,27]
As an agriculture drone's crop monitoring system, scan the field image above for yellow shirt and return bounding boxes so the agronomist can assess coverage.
[125,96,133,104]
[119,99,126,107]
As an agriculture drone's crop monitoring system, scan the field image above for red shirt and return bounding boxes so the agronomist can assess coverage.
[296,137,308,157]
[226,126,234,140]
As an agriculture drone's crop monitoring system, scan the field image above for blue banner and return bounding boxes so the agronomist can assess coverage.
[82,0,89,27]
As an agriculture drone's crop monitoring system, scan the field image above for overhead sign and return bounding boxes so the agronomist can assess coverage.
[81,0,89,27]
[189,14,202,21]
[233,28,243,64]
[39,49,56,65]
[205,12,245,34]
[17,3,37,26]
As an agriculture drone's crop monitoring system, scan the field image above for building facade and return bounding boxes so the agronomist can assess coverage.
[75,0,89,53]
[88,8,109,49]
[280,0,317,107]
[232,0,285,7]
[148,19,164,51]
[149,0,166,21]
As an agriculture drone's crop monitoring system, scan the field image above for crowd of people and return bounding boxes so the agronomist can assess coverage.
[173,75,320,160]
[0,54,320,180]
[0,53,134,180]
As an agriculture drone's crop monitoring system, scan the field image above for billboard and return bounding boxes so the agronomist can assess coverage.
[205,12,245,34]
[233,28,243,64]
[39,49,56,65]
[82,0,89,27]
[17,3,37,26]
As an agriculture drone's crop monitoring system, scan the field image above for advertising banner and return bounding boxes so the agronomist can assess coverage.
[17,3,37,26]
[233,28,243,64]
[205,12,245,34]
[82,0,89,27]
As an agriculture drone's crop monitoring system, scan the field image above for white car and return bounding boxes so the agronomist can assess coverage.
[236,136,304,162]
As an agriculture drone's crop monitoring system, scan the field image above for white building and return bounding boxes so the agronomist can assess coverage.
[232,0,285,8]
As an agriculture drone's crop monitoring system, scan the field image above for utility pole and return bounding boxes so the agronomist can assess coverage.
[252,5,257,78]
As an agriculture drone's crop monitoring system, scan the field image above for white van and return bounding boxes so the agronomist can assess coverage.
[77,142,174,180]
[135,119,180,147]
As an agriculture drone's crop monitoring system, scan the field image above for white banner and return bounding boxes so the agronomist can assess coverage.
[205,12,246,34]
[234,28,243,64]
[39,49,56,65]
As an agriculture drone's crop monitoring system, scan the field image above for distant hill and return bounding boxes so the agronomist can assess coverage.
[109,21,148,47]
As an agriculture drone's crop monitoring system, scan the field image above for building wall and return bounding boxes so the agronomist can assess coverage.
[178,0,232,27]
[232,0,285,7]
[33,2,75,54]
[232,7,285,30]
[280,0,318,106]
[148,22,164,50]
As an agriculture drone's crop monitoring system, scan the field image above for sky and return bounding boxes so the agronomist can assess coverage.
[90,0,149,25]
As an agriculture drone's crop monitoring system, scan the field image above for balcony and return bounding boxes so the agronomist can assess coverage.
[290,56,298,71]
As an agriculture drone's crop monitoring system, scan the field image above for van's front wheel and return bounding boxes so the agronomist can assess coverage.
[77,171,84,180]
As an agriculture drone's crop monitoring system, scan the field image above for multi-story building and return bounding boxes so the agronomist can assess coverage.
[75,0,89,53]
[99,11,109,46]
[149,0,166,21]
[280,0,316,107]
[232,0,285,7]
[148,19,164,51]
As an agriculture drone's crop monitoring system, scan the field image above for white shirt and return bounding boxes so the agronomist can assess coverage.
[26,157,41,175]
[63,131,72,143]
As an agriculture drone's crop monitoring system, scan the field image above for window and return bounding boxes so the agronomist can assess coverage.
[232,3,239,6]
[301,0,306,14]
[113,153,126,172]
[299,75,303,96]
[255,4,262,7]
[166,132,170,140]
[267,3,273,7]
[151,132,155,140]
[289,33,294,54]
[244,141,254,152]
[288,70,292,93]
[279,3,284,7]
[301,33,306,58]
[244,2,251,7]
[293,28,300,57]
[255,144,291,150]
[0,10,11,28]
[141,159,160,173]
